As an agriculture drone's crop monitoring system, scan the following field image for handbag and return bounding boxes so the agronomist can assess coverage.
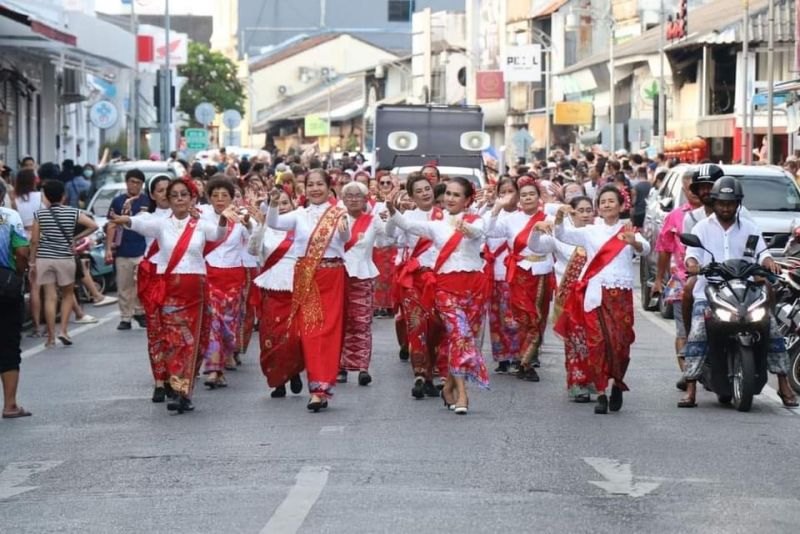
[49,206,83,280]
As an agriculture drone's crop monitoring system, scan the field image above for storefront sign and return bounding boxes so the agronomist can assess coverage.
[553,102,593,125]
[476,71,504,100]
[502,45,542,83]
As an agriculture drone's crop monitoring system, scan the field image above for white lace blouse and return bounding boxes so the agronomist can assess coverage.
[387,207,441,269]
[130,214,224,275]
[266,202,349,259]
[487,209,555,276]
[344,214,385,280]
[554,220,650,312]
[248,224,296,292]
[389,211,486,274]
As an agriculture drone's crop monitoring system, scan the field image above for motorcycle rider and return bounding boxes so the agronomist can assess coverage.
[679,176,798,408]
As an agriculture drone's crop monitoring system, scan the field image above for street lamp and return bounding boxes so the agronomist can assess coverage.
[565,5,616,153]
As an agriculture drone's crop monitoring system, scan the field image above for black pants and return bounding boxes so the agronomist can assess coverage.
[0,295,23,373]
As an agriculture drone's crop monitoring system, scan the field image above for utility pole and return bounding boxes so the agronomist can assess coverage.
[161,0,171,159]
[766,0,775,164]
[741,1,749,164]
[128,0,138,159]
[658,0,666,153]
[609,11,616,153]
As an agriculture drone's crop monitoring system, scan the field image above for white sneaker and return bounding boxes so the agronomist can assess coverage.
[75,314,99,324]
[92,296,118,307]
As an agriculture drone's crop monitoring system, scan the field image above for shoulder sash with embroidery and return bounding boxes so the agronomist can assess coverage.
[421,213,479,307]
[344,213,374,252]
[504,210,546,282]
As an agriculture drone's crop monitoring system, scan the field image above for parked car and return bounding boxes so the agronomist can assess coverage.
[91,160,184,196]
[86,183,127,231]
[640,164,800,315]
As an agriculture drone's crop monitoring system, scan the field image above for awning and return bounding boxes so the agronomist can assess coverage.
[0,2,76,46]
[555,68,597,96]
[697,115,735,138]
[532,0,568,20]
[253,77,365,133]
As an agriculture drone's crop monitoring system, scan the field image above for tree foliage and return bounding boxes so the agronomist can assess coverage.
[178,42,245,121]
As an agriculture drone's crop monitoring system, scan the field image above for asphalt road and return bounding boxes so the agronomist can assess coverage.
[2,299,799,534]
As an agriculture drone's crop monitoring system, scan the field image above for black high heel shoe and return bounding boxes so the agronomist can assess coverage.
[167,397,194,414]
[307,397,328,412]
[594,395,608,415]
[289,374,303,394]
[271,385,287,398]
[152,387,166,403]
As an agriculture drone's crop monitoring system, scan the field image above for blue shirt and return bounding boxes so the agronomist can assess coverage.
[66,176,91,208]
[109,194,148,257]
[0,207,28,270]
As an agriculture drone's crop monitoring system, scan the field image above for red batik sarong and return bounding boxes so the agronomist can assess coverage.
[435,272,489,388]
[259,289,304,388]
[138,243,164,381]
[203,265,246,373]
[585,287,635,393]
[400,270,443,380]
[341,276,375,371]
[555,248,594,396]
[154,274,209,397]
[238,267,258,354]
[509,268,555,367]
[488,280,521,362]
[372,246,396,310]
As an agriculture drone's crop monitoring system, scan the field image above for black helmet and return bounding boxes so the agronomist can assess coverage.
[710,176,743,202]
[689,163,724,194]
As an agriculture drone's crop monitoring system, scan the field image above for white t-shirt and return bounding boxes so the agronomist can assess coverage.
[15,192,43,237]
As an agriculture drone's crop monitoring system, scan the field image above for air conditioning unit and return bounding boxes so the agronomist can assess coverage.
[61,69,86,104]
[277,85,289,98]
[320,67,336,80]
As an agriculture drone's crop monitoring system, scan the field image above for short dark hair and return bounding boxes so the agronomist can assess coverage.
[433,183,447,198]
[125,169,145,183]
[190,167,205,179]
[596,184,624,208]
[20,156,34,166]
[206,176,235,198]
[42,180,66,203]
[405,171,430,196]
[448,176,475,199]
[38,162,60,181]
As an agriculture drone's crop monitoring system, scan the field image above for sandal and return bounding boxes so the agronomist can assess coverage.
[2,407,32,418]
[777,391,799,408]
[58,335,73,346]
[27,331,42,338]
[677,397,697,408]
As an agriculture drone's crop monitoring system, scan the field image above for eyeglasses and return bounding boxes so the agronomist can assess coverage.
[169,191,191,199]
[343,194,364,200]
[379,181,392,186]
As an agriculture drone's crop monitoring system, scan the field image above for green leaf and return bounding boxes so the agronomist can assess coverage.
[178,42,246,123]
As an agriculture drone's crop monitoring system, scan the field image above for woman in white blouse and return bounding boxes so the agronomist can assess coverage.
[338,181,385,386]
[199,177,251,389]
[234,184,259,362]
[248,188,303,399]
[111,178,237,414]
[386,177,489,415]
[488,177,555,383]
[553,185,650,415]
[266,169,350,413]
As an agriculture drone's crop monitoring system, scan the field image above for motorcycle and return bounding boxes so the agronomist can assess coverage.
[74,230,115,303]
[679,232,774,412]
[773,225,800,394]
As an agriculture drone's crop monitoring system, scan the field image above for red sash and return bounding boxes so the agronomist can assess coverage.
[137,241,161,315]
[504,210,546,283]
[421,213,480,308]
[260,231,295,275]
[483,242,509,281]
[344,213,374,252]
[203,220,235,256]
[554,227,628,339]
[147,217,198,310]
[394,207,443,301]
[328,197,338,207]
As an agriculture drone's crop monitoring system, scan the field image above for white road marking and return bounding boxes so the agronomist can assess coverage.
[319,426,345,434]
[260,465,330,534]
[637,309,800,416]
[0,461,62,500]
[583,457,660,497]
[21,311,121,360]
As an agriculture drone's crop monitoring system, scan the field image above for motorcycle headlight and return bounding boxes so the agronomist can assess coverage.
[749,307,767,322]
[747,294,768,312]
[715,309,735,322]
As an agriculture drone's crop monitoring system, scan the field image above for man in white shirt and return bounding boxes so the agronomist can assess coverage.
[679,177,796,408]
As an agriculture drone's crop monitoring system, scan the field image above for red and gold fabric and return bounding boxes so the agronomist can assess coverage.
[509,269,555,367]
[238,267,258,354]
[340,276,375,371]
[434,272,490,389]
[399,269,442,380]
[203,265,246,373]
[488,280,521,362]
[372,246,396,309]
[585,287,635,392]
[138,242,164,381]
[259,289,304,388]
[154,274,209,397]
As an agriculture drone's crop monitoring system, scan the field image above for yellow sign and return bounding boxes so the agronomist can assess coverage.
[553,102,593,125]
[304,114,329,137]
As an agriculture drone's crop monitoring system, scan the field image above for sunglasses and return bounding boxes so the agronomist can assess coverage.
[379,181,392,185]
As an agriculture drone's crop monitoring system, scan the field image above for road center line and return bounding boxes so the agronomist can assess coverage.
[260,465,330,534]
[21,311,120,360]
[319,425,345,434]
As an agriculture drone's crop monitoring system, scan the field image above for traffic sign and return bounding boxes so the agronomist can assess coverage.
[89,100,118,129]
[185,128,208,150]
[194,102,215,126]
[222,109,242,129]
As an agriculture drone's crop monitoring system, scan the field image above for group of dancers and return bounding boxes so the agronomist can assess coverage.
[109,165,648,416]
